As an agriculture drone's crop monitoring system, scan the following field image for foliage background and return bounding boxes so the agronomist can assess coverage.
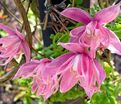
[0,0,121,104]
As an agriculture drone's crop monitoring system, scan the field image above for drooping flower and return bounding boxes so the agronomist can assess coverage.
[61,4,121,58]
[14,59,59,100]
[0,23,30,65]
[47,42,106,98]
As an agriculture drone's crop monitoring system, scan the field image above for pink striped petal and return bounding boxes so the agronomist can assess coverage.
[13,60,40,79]
[0,23,16,36]
[60,69,79,93]
[21,40,31,62]
[79,54,106,97]
[46,53,75,74]
[58,42,84,53]
[102,27,121,55]
[94,4,120,24]
[70,26,85,37]
[61,8,92,24]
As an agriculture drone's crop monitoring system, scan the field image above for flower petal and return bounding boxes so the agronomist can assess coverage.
[102,27,121,55]
[58,42,84,53]
[94,60,106,84]
[61,8,92,24]
[70,26,85,37]
[94,4,120,24]
[60,69,78,93]
[79,55,105,97]
[13,60,40,79]
[46,53,75,75]
[0,23,16,36]
[70,26,85,42]
[21,40,31,62]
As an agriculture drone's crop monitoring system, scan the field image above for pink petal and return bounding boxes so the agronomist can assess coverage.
[94,4,120,24]
[46,53,75,75]
[70,26,85,42]
[79,22,101,58]
[0,36,19,47]
[79,54,105,97]
[13,60,40,79]
[0,23,16,36]
[32,77,38,93]
[102,27,121,55]
[21,40,31,62]
[61,8,92,24]
[15,29,26,41]
[0,42,21,57]
[70,26,85,37]
[58,42,84,53]
[94,60,106,84]
[60,69,78,93]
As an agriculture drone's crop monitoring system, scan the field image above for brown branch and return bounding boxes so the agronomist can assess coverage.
[14,0,32,48]
[0,66,19,83]
[21,1,31,32]
[0,1,22,25]
[0,58,25,84]
[0,59,18,83]
[53,12,69,33]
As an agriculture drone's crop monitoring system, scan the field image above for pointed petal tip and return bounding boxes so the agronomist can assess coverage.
[94,4,120,24]
[61,7,91,24]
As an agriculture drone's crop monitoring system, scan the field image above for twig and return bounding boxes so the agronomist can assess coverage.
[0,1,22,25]
[43,11,49,30]
[0,66,19,83]
[21,0,31,32]
[0,59,21,83]
[72,0,75,7]
[53,12,69,33]
[14,0,32,48]
[31,47,46,58]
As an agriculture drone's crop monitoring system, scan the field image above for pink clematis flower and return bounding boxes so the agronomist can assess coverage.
[0,23,30,65]
[47,42,106,98]
[14,59,59,100]
[61,4,121,58]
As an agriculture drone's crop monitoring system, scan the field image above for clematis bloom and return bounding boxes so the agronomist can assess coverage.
[0,23,30,65]
[14,59,59,100]
[47,42,106,98]
[61,4,121,58]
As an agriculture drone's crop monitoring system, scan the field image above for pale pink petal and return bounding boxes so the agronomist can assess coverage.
[102,27,121,55]
[0,23,16,36]
[46,53,75,75]
[13,60,40,79]
[70,26,85,42]
[94,60,106,84]
[79,22,101,58]
[94,4,120,24]
[59,42,84,53]
[15,29,26,42]
[61,8,92,24]
[32,78,38,93]
[70,26,85,37]
[79,54,105,97]
[60,69,78,93]
[0,36,19,47]
[21,40,31,62]
[0,42,21,57]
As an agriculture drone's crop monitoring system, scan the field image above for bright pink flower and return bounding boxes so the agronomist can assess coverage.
[14,59,59,100]
[48,52,106,97]
[0,23,30,65]
[48,42,105,97]
[61,4,121,58]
